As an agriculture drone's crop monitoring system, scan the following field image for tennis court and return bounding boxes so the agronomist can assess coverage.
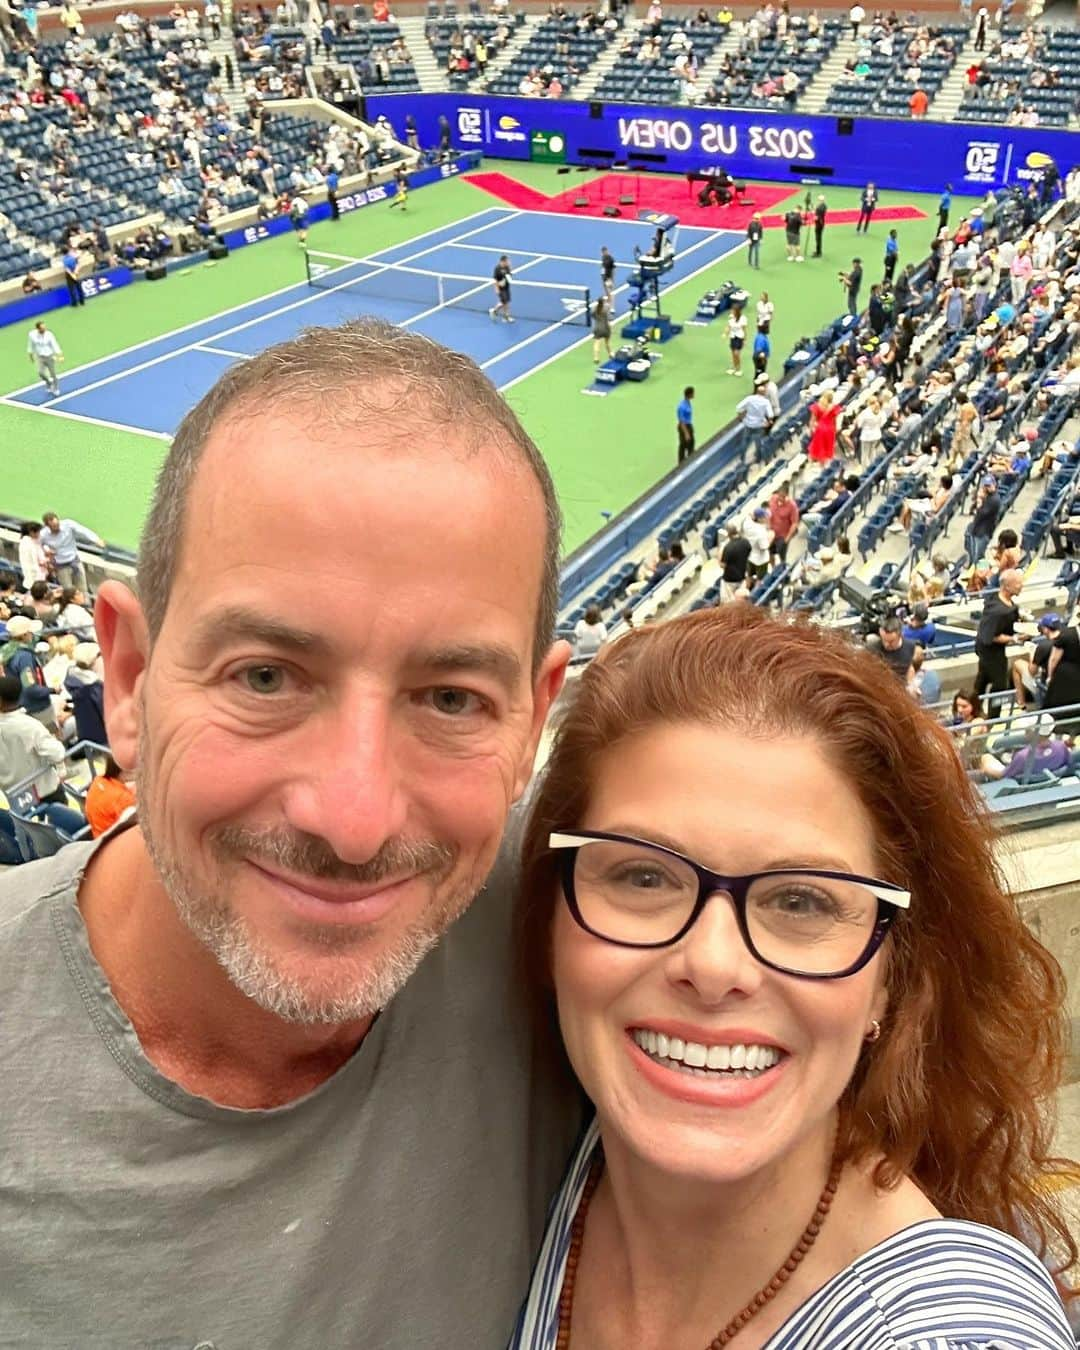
[5,206,744,439]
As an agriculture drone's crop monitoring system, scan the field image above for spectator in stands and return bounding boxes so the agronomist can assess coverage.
[21,272,42,295]
[84,753,137,838]
[807,389,842,463]
[1010,241,1034,305]
[900,472,952,534]
[1044,610,1080,727]
[64,641,106,747]
[941,278,968,335]
[989,528,1023,576]
[876,615,920,682]
[40,512,103,591]
[766,484,799,565]
[903,601,937,648]
[982,714,1074,782]
[0,616,45,688]
[1012,613,1061,712]
[718,522,751,602]
[573,606,607,659]
[909,85,928,117]
[743,507,772,582]
[18,520,49,589]
[974,567,1024,698]
[754,370,780,420]
[0,673,68,806]
[907,645,941,706]
[965,475,1002,563]
[28,581,57,625]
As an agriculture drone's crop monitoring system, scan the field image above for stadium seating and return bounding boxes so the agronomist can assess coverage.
[595,15,729,106]
[485,14,620,98]
[958,25,1080,127]
[822,23,966,118]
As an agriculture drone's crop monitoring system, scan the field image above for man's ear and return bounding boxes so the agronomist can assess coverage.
[94,580,150,772]
[512,640,572,803]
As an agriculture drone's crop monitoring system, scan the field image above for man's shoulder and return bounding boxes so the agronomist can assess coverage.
[0,844,92,947]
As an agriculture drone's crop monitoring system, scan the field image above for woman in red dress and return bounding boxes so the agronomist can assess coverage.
[807,388,842,462]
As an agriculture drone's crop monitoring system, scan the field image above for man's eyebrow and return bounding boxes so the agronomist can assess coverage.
[188,608,331,659]
[415,643,523,690]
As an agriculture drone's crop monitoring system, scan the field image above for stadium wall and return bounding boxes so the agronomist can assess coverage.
[364,92,1077,196]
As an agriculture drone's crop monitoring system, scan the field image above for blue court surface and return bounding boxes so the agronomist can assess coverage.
[5,207,743,439]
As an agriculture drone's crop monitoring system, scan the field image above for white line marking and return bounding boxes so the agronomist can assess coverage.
[46,211,528,408]
[492,233,745,388]
[195,344,252,359]
[0,396,173,440]
[399,255,548,327]
[3,206,517,399]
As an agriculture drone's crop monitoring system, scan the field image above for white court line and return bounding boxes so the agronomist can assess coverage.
[3,206,518,400]
[196,344,253,359]
[0,396,173,440]
[456,242,638,270]
[496,233,749,390]
[44,210,527,408]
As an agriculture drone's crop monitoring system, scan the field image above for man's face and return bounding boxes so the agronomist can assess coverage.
[880,628,901,650]
[119,408,565,1025]
[44,515,58,531]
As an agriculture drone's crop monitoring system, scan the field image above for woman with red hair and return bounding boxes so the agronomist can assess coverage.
[513,605,1075,1348]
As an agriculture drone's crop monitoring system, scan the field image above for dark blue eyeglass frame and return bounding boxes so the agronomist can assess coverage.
[549,830,910,981]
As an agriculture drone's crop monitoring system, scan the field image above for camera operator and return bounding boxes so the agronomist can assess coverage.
[839,257,863,316]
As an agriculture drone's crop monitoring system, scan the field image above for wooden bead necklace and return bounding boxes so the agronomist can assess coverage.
[555,1145,844,1350]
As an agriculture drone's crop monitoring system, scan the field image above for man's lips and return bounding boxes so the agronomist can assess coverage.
[245,859,418,907]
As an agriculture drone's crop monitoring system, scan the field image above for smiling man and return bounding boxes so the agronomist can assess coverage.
[0,320,579,1348]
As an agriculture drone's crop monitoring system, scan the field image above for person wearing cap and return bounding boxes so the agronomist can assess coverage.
[743,505,773,581]
[735,384,774,453]
[0,614,45,688]
[1043,611,1080,727]
[64,642,106,748]
[754,369,780,419]
[1012,614,1062,712]
[0,674,69,806]
[982,714,1074,783]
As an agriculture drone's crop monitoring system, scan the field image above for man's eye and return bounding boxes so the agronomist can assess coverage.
[426,688,485,717]
[243,665,286,695]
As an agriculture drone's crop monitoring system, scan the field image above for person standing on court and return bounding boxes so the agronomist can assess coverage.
[389,163,409,211]
[600,245,616,303]
[783,205,804,262]
[746,213,763,268]
[813,193,827,256]
[0,319,581,1346]
[856,181,877,234]
[490,253,513,322]
[61,244,84,307]
[841,255,863,314]
[326,165,340,220]
[726,302,747,375]
[677,386,695,464]
[938,183,953,233]
[39,511,104,591]
[26,320,63,397]
[883,228,899,284]
[591,295,612,365]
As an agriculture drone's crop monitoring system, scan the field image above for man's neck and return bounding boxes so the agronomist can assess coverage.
[78,827,373,1110]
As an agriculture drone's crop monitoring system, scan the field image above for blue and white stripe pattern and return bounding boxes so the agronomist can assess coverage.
[510,1119,1076,1350]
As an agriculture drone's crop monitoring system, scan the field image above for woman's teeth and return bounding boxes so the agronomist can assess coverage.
[631,1028,783,1078]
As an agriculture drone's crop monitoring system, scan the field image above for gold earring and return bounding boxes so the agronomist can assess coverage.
[865,1020,882,1043]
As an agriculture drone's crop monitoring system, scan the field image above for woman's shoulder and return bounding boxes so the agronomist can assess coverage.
[774,1218,1074,1350]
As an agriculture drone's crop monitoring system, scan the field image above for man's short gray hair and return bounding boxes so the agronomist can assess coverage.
[138,318,562,669]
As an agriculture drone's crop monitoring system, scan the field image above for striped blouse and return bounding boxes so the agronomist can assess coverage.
[510,1120,1075,1350]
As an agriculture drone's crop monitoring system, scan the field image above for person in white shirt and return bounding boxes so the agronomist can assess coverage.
[26,321,63,396]
[756,291,774,333]
[0,675,68,805]
[743,506,773,580]
[18,521,49,588]
[854,395,886,463]
[573,606,608,659]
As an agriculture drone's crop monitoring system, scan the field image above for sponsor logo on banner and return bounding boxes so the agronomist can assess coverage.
[81,276,113,298]
[530,129,566,163]
[963,140,1001,183]
[1016,149,1054,182]
[456,108,484,144]
[494,112,527,145]
[243,224,271,245]
[440,160,461,178]
[339,185,388,213]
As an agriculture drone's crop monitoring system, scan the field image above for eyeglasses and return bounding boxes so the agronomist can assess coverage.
[549,831,910,980]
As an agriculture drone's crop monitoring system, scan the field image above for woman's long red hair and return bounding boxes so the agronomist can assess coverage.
[518,604,1076,1284]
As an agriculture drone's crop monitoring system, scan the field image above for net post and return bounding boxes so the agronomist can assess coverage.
[303,247,313,287]
[584,288,591,327]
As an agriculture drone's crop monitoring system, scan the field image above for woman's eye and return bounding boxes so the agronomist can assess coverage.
[426,688,485,717]
[243,665,286,695]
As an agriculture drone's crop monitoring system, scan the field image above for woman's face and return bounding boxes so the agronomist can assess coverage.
[551,723,889,1185]
[955,697,974,721]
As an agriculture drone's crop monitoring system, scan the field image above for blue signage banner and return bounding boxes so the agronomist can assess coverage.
[363,93,1076,196]
[0,264,134,329]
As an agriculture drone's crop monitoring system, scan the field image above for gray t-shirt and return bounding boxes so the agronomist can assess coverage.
[0,836,582,1349]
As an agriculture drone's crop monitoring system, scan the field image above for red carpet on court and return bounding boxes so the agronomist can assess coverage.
[465,170,927,231]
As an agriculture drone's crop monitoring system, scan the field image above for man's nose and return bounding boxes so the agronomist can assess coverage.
[281,693,409,866]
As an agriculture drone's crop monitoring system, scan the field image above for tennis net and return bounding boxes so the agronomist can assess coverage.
[304,249,591,327]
